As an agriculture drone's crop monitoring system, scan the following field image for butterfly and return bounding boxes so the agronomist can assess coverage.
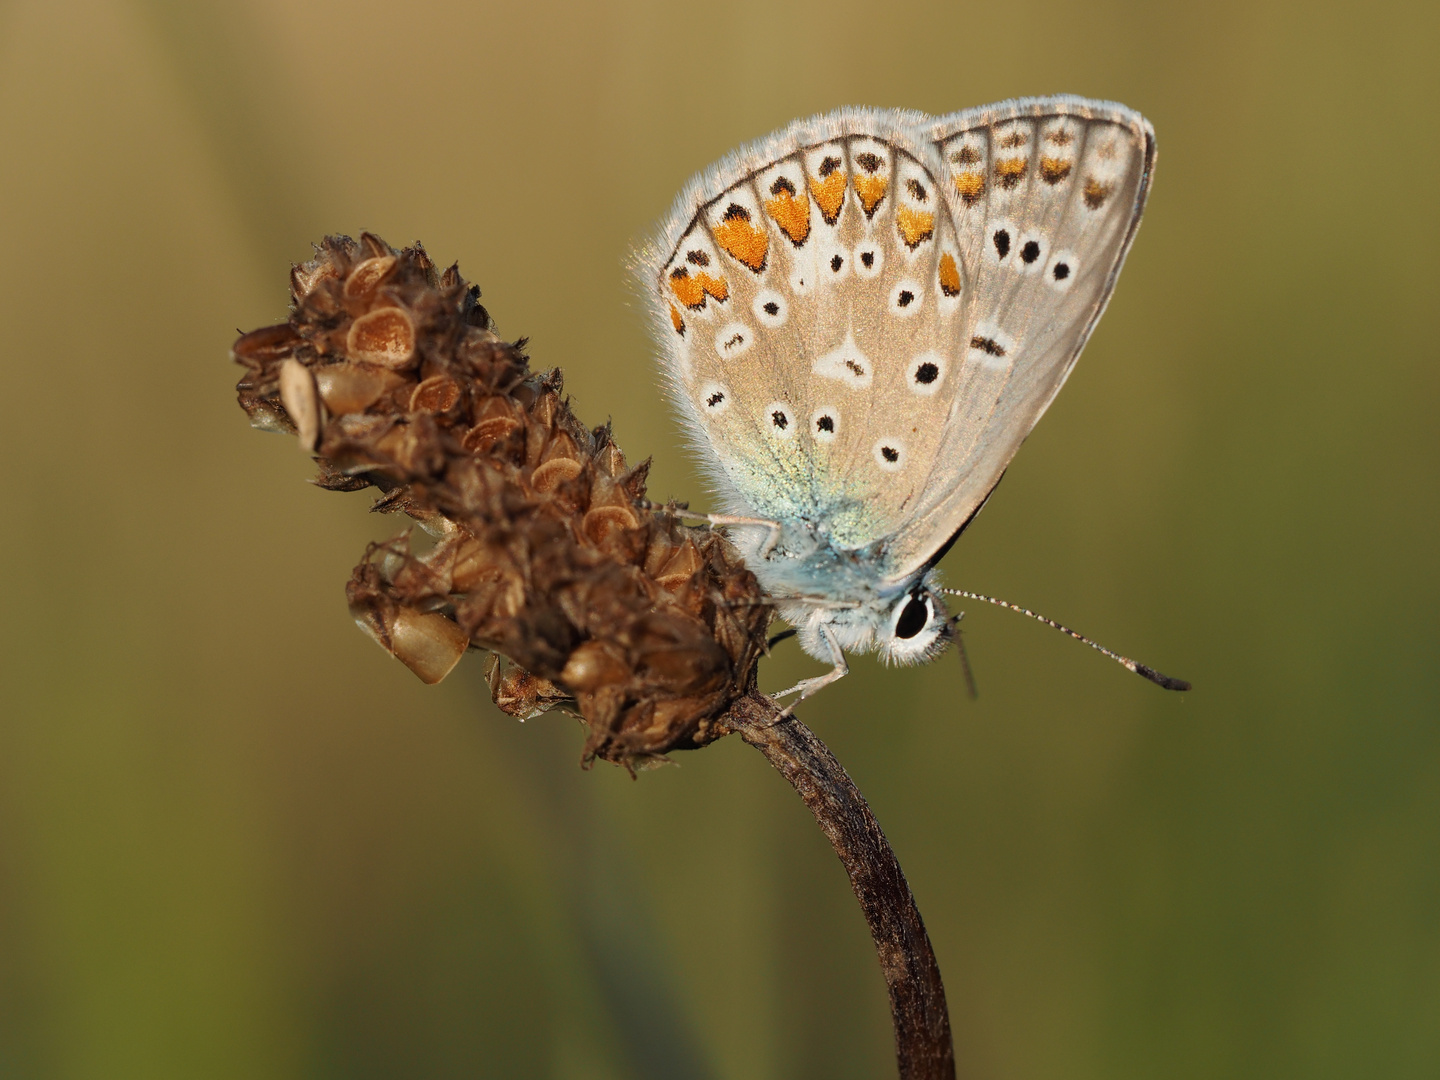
[637,95,1185,703]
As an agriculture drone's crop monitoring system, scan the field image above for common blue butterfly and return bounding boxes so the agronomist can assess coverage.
[638,96,1185,703]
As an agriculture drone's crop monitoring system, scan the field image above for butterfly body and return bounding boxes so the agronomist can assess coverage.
[638,96,1155,680]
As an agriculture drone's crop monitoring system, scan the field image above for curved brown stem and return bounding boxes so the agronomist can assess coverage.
[725,693,956,1080]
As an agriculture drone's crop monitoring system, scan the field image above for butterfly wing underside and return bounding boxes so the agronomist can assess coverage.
[640,98,1153,592]
[642,108,975,557]
[881,98,1155,585]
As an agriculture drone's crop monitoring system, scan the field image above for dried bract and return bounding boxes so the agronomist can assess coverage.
[233,233,770,766]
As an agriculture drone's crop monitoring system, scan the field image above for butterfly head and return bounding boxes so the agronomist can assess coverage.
[877,583,954,666]
[788,577,954,666]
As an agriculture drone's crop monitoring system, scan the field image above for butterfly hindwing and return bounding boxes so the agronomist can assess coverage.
[644,111,966,556]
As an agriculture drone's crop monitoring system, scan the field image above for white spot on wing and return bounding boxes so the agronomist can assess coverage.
[765,400,796,440]
[814,333,873,388]
[853,241,883,279]
[872,437,906,472]
[752,289,788,327]
[818,240,850,281]
[888,280,923,317]
[1015,231,1047,274]
[714,321,752,359]
[908,352,947,396]
[966,321,1015,371]
[1046,248,1078,292]
[810,406,839,443]
[698,381,729,414]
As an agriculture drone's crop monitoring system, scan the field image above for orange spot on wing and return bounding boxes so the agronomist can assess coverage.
[809,171,846,225]
[764,189,811,245]
[669,304,685,336]
[712,211,769,272]
[954,171,985,204]
[852,175,888,217]
[1083,178,1113,209]
[1040,157,1072,184]
[994,156,1028,189]
[896,206,934,249]
[938,253,961,297]
[668,267,729,309]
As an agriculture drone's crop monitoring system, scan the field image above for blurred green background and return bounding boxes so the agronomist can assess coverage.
[0,0,1436,1077]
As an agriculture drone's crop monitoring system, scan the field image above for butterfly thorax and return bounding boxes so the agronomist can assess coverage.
[732,518,902,606]
[728,521,948,664]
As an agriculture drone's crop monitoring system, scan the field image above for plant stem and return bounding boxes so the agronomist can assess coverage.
[725,693,956,1080]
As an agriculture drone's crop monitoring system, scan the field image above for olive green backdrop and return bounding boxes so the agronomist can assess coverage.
[0,1,1435,1077]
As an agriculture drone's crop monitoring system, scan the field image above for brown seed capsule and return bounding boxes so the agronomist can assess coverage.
[651,539,703,591]
[232,323,303,365]
[530,391,559,428]
[278,358,321,451]
[461,417,521,454]
[531,458,583,493]
[343,255,398,301]
[238,389,295,435]
[374,418,443,475]
[561,640,631,693]
[596,441,626,477]
[409,374,461,413]
[581,504,640,546]
[290,258,340,302]
[347,307,416,368]
[384,607,471,684]
[315,363,387,414]
[486,655,571,720]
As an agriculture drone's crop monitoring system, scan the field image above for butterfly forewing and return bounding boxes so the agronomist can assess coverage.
[879,98,1155,585]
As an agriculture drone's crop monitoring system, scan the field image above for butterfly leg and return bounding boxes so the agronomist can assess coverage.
[639,501,783,558]
[706,514,783,558]
[771,626,848,718]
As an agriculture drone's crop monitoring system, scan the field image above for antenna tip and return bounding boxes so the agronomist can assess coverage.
[1134,663,1191,692]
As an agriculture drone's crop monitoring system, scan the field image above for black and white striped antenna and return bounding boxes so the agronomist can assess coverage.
[938,589,1190,691]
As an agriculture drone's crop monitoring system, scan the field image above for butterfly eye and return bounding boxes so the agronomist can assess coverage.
[895,595,930,639]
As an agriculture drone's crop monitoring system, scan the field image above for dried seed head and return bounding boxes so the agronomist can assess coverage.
[235,233,771,767]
